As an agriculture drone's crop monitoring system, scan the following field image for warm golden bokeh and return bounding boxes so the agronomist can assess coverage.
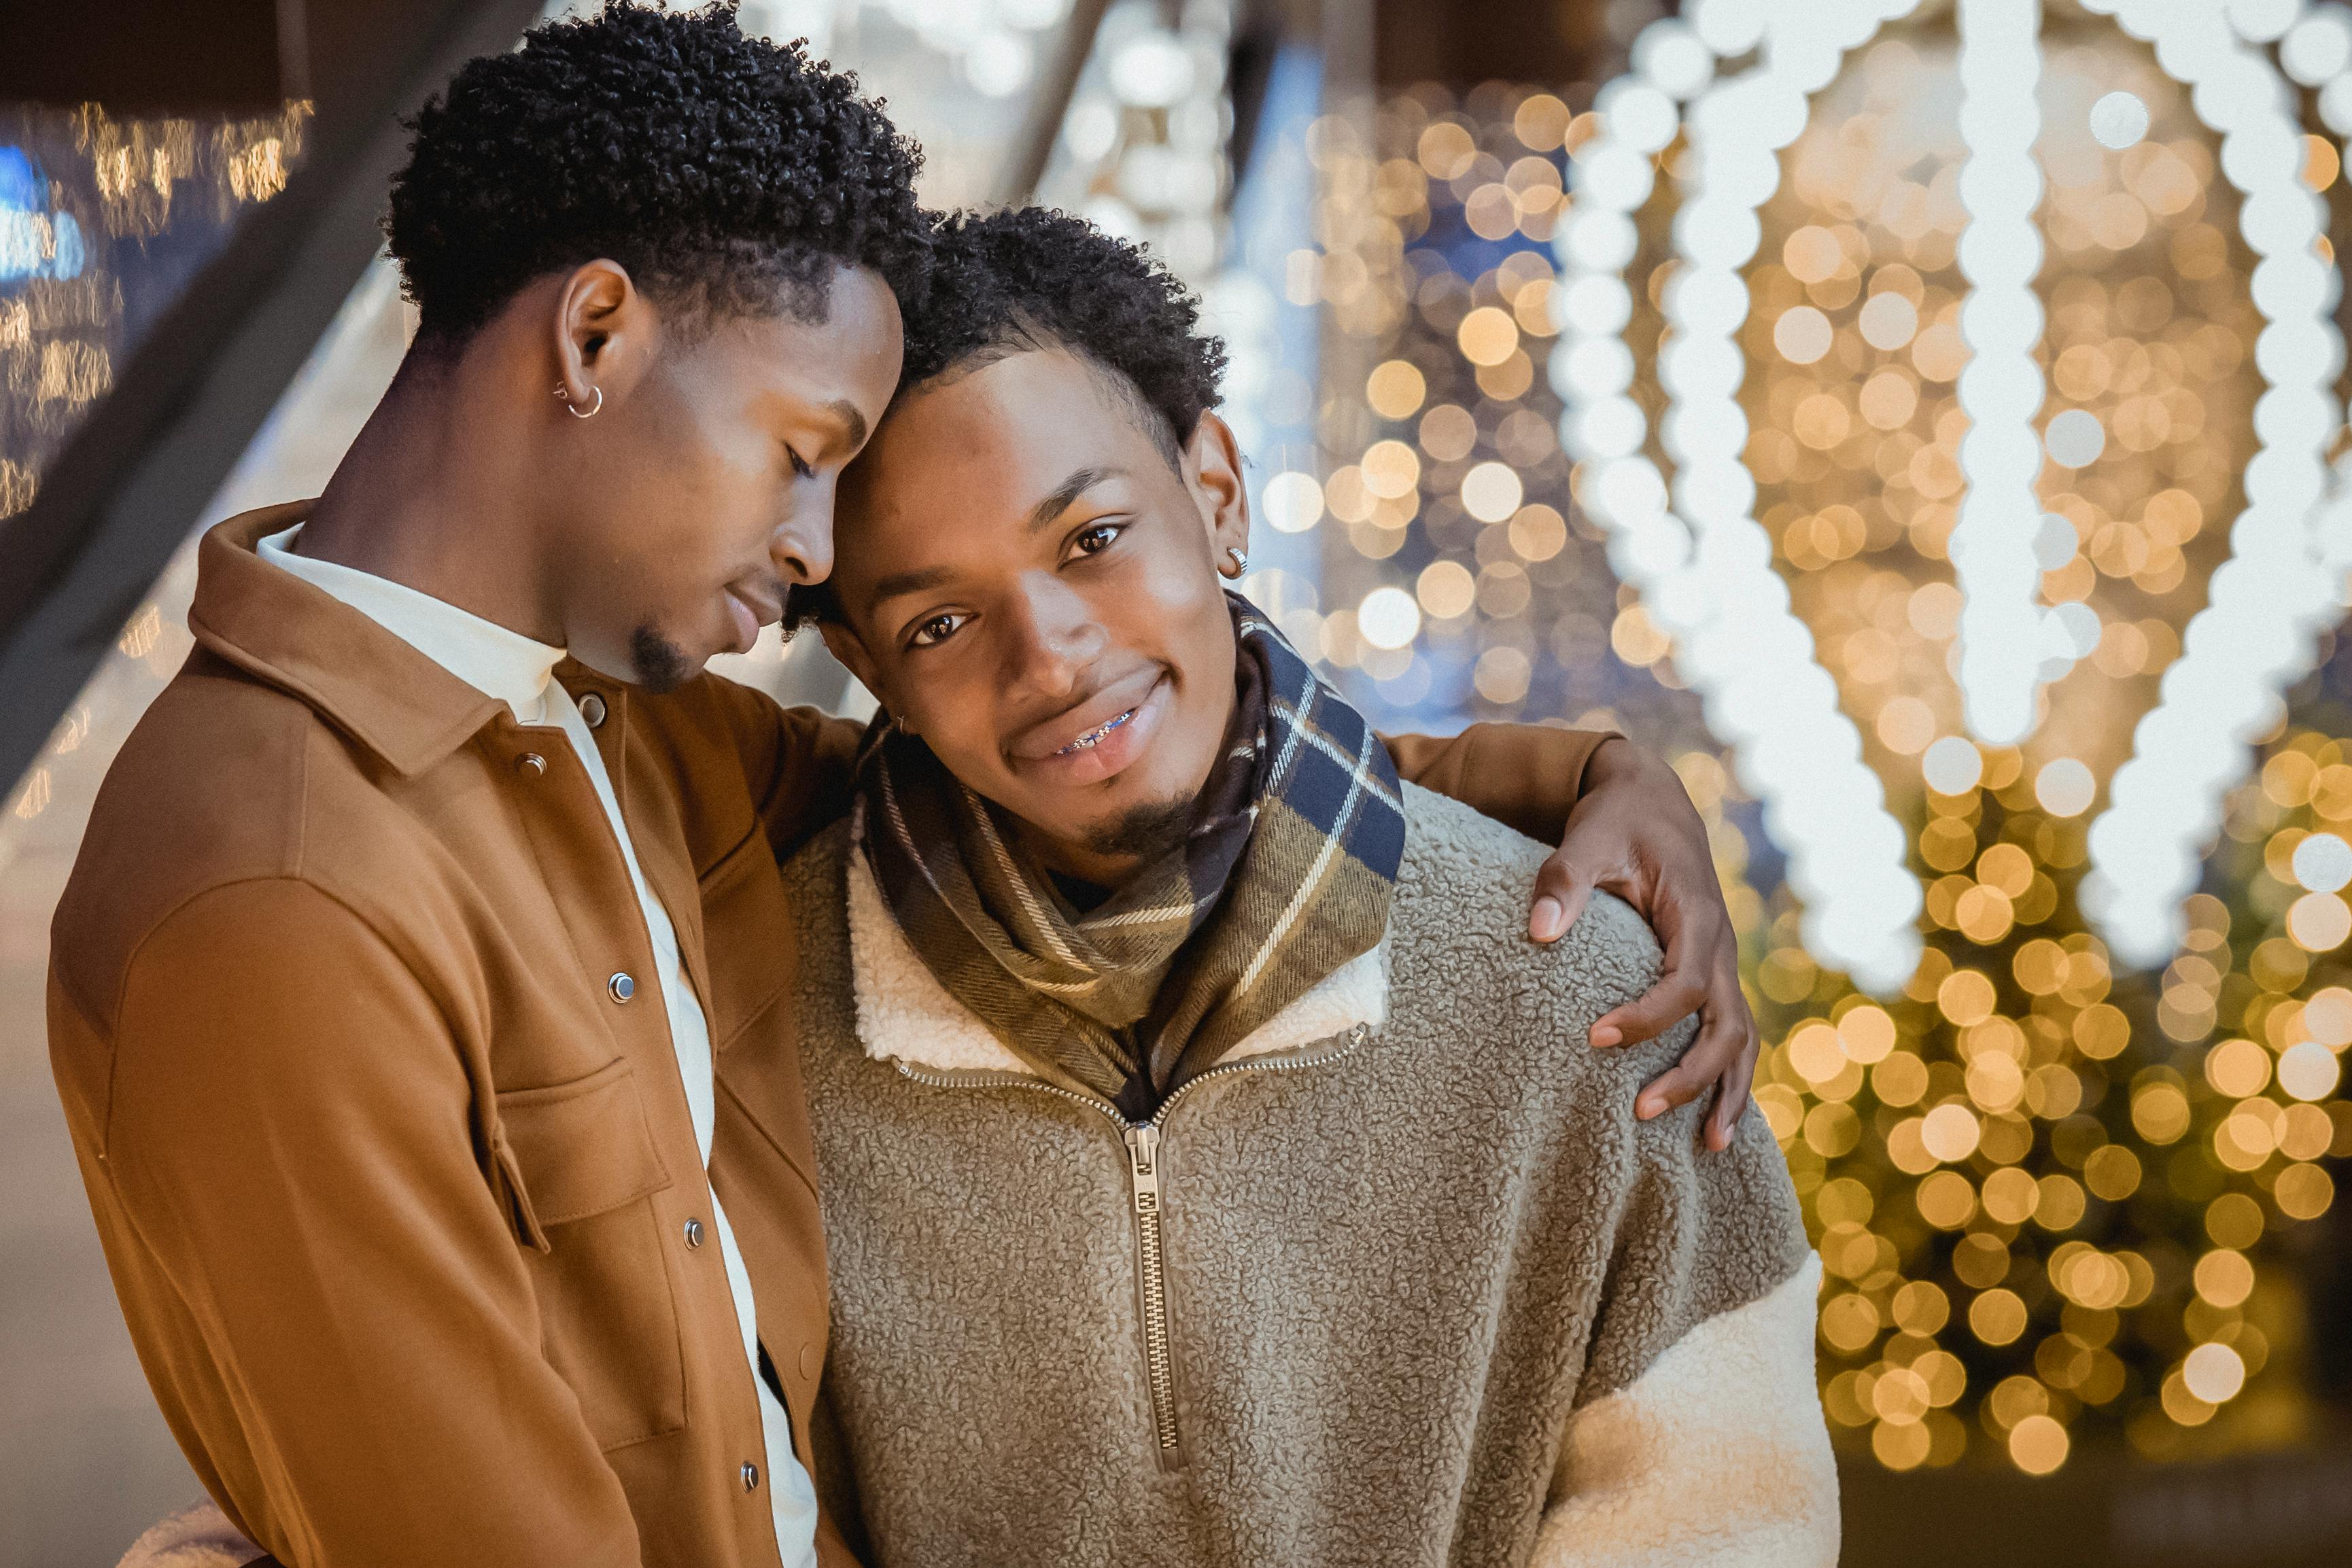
[1265,22,2352,1480]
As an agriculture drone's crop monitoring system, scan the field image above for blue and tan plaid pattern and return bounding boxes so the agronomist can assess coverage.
[858,593,1404,1109]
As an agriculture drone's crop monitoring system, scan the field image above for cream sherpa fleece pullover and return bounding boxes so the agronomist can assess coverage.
[786,783,1837,1568]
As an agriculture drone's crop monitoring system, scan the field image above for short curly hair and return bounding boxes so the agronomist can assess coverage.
[896,207,1228,464]
[785,207,1228,630]
[385,1,929,344]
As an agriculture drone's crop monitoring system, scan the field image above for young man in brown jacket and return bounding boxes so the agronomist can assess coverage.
[57,8,1766,1568]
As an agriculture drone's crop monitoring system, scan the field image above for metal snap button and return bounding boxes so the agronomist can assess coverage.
[608,972,636,1003]
[578,692,608,729]
[684,1217,704,1249]
[741,1461,760,1492]
[516,752,546,776]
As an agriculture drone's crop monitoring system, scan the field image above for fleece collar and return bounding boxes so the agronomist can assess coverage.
[844,826,1389,1081]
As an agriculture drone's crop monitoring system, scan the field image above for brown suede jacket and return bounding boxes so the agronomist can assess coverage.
[48,506,1609,1568]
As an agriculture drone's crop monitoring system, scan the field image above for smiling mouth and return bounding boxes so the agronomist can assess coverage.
[1056,707,1138,756]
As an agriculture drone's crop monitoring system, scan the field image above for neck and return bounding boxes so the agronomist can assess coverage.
[297,341,567,646]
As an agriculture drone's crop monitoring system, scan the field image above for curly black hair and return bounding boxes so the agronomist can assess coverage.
[784,207,1229,631]
[895,206,1228,465]
[385,1,929,344]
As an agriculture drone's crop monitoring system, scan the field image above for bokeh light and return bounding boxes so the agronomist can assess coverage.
[1286,6,2352,1482]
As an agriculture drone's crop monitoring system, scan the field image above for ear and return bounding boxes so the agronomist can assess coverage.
[818,619,900,727]
[1182,411,1251,575]
[551,260,655,415]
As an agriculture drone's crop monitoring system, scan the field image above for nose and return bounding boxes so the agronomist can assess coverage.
[769,477,837,587]
[1004,570,1104,703]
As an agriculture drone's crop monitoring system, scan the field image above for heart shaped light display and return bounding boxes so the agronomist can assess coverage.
[1553,0,2349,982]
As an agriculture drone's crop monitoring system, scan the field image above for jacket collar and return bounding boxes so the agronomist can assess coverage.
[842,818,1390,1081]
[190,505,511,778]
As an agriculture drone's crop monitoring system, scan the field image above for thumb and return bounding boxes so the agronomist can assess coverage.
[1530,851,1597,944]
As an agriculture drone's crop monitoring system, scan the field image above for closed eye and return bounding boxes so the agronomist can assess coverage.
[786,447,815,480]
[907,610,969,649]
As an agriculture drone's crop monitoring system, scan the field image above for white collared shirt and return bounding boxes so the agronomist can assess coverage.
[258,525,820,1567]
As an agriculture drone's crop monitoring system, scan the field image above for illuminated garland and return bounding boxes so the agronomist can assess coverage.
[1555,0,1926,993]
[1951,0,2055,744]
[2081,0,2344,967]
[1561,0,2348,981]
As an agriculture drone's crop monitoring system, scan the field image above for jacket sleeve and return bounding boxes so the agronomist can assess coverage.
[1381,724,1616,845]
[1531,1064,1836,1564]
[697,679,869,863]
[90,879,644,1568]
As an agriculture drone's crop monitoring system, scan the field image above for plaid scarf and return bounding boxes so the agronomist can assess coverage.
[858,594,1404,1112]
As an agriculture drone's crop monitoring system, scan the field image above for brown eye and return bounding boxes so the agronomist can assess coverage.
[1073,524,1122,555]
[909,612,967,648]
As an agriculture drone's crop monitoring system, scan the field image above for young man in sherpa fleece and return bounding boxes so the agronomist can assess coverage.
[765,209,1838,1568]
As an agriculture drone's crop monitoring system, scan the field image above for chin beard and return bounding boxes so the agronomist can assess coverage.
[1082,795,1196,863]
[629,624,699,693]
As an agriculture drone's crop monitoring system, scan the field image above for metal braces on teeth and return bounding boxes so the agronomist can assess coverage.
[1059,708,1135,755]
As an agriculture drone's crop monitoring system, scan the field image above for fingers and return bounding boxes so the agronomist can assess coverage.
[1633,1005,1748,1122]
[1529,851,1597,945]
[1628,964,1761,1156]
[1704,1024,1763,1151]
[1589,962,1708,1047]
[1633,1048,1722,1125]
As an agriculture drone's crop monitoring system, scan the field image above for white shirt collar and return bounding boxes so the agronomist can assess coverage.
[257,523,566,726]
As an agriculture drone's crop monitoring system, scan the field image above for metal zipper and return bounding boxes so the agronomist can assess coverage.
[892,1020,1371,1464]
[1123,1123,1179,1454]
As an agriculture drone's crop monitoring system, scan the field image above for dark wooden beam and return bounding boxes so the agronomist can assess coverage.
[992,0,1116,207]
[0,0,291,114]
[1372,0,1610,89]
[0,0,543,794]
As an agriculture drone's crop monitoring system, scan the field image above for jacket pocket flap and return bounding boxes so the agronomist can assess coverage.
[494,1059,674,1232]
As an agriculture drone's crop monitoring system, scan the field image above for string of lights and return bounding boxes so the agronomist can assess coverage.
[1950,0,2058,745]
[2081,0,2344,969]
[1556,0,1926,994]
[1523,0,2352,1477]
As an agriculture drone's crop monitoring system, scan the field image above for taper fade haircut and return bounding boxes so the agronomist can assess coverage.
[385,1,930,347]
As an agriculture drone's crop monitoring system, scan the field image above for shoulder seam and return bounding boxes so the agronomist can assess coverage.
[101,871,438,1057]
[96,873,436,1159]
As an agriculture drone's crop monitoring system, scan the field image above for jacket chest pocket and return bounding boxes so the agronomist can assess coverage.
[492,1058,687,1451]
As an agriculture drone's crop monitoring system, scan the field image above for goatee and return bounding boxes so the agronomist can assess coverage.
[629,623,699,693]
[1082,796,1196,863]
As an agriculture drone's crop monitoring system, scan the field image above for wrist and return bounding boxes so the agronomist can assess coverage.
[1577,733,1639,797]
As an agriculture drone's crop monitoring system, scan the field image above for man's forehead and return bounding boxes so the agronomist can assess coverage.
[875,349,1167,484]
[720,279,899,383]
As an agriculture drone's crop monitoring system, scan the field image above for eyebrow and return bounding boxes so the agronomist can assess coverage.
[828,398,869,453]
[865,465,1121,609]
[1026,466,1115,534]
[867,563,955,606]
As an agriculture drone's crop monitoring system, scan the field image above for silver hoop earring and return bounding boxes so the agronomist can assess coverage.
[554,383,603,419]
[1224,546,1249,577]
